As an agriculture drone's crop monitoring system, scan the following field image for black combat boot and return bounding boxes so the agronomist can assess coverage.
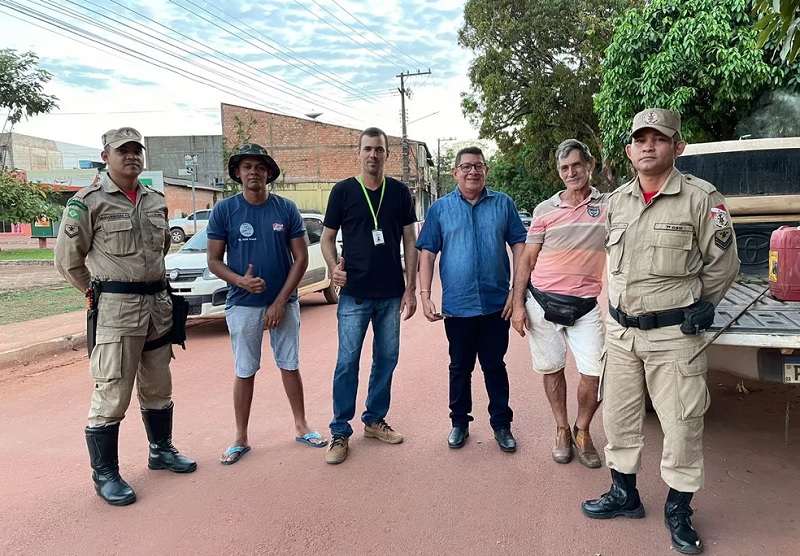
[582,469,645,519]
[85,424,137,506]
[665,488,703,554]
[141,402,197,473]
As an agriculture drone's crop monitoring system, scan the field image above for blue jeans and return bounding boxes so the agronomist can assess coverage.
[330,294,402,437]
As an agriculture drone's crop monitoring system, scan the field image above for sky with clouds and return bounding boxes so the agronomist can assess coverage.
[0,0,480,154]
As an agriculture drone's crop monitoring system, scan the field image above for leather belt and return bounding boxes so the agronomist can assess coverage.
[97,280,166,295]
[608,303,685,330]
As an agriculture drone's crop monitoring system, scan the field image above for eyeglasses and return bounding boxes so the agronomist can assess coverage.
[457,163,486,173]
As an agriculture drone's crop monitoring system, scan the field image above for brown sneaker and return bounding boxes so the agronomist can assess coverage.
[325,435,349,465]
[553,426,573,464]
[364,419,404,444]
[573,425,602,469]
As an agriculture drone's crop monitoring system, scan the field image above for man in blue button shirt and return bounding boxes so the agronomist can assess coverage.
[416,146,527,452]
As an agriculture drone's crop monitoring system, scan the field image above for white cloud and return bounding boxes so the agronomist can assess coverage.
[1,0,482,151]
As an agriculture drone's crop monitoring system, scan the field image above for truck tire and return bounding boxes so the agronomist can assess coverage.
[171,228,185,244]
[323,281,340,304]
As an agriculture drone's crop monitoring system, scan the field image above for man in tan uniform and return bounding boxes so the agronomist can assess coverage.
[55,127,196,507]
[581,109,739,555]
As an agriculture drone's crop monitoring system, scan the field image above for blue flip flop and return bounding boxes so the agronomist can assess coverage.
[220,445,250,465]
[295,431,329,448]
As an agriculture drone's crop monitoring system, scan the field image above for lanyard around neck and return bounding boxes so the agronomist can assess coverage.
[356,175,385,229]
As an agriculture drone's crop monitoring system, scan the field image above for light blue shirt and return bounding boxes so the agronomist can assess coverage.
[416,188,527,317]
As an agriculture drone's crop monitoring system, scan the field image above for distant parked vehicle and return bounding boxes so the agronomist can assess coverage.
[518,210,532,230]
[164,212,340,318]
[168,210,211,243]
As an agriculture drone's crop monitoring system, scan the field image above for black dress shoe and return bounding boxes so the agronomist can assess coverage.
[448,426,469,449]
[494,428,516,453]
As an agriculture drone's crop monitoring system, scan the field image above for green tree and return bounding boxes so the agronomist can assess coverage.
[459,0,638,190]
[596,0,800,178]
[0,50,58,131]
[755,0,800,62]
[0,171,61,245]
[487,148,562,213]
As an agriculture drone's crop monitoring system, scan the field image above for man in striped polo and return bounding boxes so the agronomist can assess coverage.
[511,139,607,468]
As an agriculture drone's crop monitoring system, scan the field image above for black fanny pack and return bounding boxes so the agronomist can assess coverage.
[528,284,597,327]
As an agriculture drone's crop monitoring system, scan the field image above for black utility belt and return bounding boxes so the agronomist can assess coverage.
[608,303,685,330]
[96,280,166,295]
[528,284,597,327]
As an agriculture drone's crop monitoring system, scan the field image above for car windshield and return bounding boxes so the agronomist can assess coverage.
[180,228,208,252]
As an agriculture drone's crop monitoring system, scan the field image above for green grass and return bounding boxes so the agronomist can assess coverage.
[0,248,54,261]
[0,285,85,325]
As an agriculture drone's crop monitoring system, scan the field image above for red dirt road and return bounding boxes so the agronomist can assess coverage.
[1,293,799,555]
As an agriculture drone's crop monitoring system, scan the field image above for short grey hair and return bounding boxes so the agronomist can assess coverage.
[555,139,593,163]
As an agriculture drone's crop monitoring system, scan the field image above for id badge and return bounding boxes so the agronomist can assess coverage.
[372,229,385,246]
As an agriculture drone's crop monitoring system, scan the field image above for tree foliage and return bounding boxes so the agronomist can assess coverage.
[755,0,800,62]
[0,49,58,128]
[596,0,800,175]
[488,148,562,213]
[459,0,638,190]
[0,170,61,225]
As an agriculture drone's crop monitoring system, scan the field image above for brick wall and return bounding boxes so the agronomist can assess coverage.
[221,104,430,186]
[164,184,219,219]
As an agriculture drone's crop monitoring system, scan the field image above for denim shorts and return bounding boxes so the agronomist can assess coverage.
[225,300,300,378]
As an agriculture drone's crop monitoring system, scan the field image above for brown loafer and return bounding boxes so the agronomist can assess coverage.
[573,425,602,469]
[552,426,573,464]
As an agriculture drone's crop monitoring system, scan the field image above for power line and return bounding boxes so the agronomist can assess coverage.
[290,0,402,70]
[328,0,428,70]
[0,1,315,120]
[182,0,378,103]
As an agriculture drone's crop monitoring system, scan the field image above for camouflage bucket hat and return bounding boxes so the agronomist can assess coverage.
[228,143,281,184]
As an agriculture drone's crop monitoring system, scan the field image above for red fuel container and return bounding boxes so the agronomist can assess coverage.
[769,225,800,301]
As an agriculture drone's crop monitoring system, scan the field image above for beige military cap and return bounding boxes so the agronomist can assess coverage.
[629,108,681,138]
[102,127,146,149]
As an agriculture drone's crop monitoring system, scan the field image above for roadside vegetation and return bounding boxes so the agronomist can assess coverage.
[0,285,84,325]
[0,248,54,261]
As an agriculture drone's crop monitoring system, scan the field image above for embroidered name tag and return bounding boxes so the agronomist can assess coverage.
[654,223,693,233]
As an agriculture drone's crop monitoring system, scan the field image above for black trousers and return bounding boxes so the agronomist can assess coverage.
[443,311,513,430]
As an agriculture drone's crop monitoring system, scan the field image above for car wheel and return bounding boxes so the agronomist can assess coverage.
[323,281,340,304]
[171,228,185,244]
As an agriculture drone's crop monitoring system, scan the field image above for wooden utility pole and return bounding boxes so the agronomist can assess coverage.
[397,69,431,184]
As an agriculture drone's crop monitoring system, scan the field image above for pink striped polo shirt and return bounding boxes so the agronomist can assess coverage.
[527,187,608,298]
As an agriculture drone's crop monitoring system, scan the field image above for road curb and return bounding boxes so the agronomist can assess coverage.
[0,319,211,372]
[0,331,87,370]
[0,260,54,266]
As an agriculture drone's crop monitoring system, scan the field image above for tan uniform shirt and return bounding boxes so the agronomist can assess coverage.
[606,168,739,338]
[54,173,172,336]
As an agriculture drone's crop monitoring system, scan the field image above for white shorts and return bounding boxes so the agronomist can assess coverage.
[524,291,604,377]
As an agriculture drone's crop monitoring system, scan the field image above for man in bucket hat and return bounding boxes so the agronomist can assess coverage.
[208,144,329,465]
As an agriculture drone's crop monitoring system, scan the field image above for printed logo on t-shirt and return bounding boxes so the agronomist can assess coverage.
[240,223,254,237]
[273,222,284,232]
[587,205,600,218]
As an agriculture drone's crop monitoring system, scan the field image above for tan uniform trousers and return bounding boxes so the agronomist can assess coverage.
[88,296,173,427]
[602,321,710,493]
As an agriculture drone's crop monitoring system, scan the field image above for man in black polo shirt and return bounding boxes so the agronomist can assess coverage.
[320,126,419,464]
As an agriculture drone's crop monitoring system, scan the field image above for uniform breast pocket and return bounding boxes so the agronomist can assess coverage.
[101,219,135,255]
[147,216,167,251]
[606,228,625,274]
[650,232,692,276]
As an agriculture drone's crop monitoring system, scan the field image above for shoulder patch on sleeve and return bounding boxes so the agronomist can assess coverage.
[64,223,79,238]
[715,228,733,251]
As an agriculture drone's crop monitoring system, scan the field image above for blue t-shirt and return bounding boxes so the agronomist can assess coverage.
[206,193,305,307]
[416,188,527,318]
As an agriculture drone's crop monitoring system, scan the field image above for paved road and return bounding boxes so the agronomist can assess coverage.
[1,293,799,555]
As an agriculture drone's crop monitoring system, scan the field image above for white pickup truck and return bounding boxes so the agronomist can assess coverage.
[677,138,800,385]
